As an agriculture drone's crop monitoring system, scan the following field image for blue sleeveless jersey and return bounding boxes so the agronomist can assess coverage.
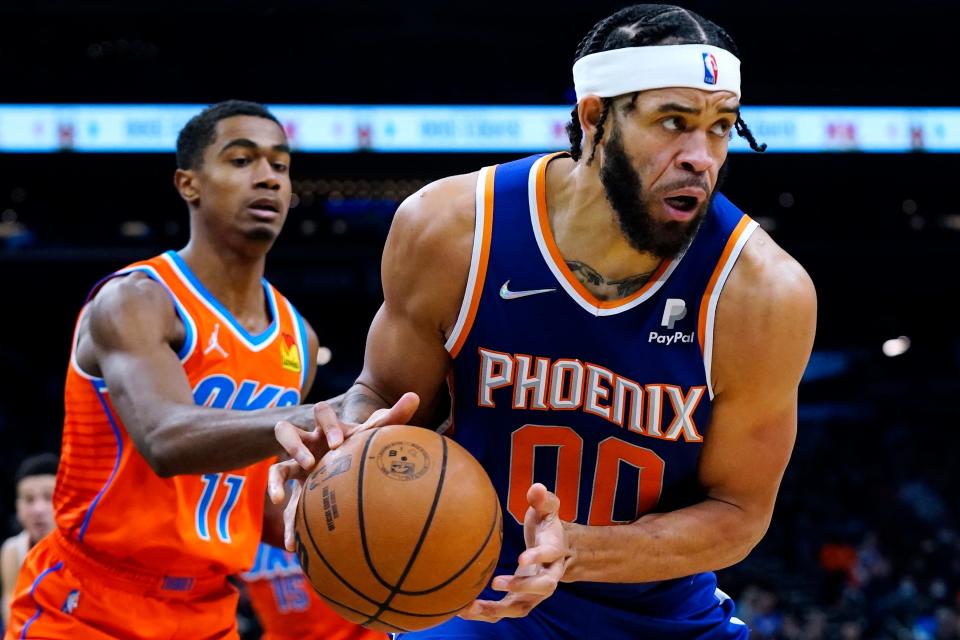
[444,153,758,608]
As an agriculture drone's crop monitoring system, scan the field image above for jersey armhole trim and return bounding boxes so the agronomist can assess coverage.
[68,266,198,380]
[285,297,311,395]
[444,166,496,358]
[77,379,124,543]
[698,216,758,400]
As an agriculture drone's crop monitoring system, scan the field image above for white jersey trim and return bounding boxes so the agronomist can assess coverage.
[69,304,101,381]
[285,297,310,393]
[444,166,492,353]
[702,220,758,399]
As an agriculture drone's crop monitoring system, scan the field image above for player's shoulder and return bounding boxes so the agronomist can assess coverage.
[726,224,816,320]
[0,534,14,556]
[91,270,172,314]
[381,171,481,326]
[710,225,817,397]
[85,270,180,346]
[0,532,24,564]
[389,171,480,255]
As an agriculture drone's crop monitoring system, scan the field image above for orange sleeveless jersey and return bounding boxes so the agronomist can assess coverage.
[54,250,309,580]
[242,543,386,640]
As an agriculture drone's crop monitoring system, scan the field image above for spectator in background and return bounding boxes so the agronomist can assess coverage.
[1,453,58,625]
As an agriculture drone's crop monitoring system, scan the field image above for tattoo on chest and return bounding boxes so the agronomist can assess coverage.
[565,261,654,300]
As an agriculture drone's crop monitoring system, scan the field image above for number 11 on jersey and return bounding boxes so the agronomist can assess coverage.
[196,473,246,543]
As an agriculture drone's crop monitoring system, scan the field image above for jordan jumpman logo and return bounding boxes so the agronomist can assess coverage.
[204,323,228,358]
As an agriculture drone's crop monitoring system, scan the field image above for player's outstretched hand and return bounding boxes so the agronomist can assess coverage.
[268,392,420,551]
[459,483,567,623]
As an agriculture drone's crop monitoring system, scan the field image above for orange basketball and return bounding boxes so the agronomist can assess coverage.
[294,424,503,633]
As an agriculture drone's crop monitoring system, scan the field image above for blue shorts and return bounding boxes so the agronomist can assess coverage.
[397,573,749,640]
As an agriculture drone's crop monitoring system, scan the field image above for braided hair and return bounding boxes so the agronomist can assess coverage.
[566,4,766,163]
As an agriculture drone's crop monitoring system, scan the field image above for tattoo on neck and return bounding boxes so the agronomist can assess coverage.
[565,261,654,299]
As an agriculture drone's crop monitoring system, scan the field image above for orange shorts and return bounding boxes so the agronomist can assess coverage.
[5,531,239,640]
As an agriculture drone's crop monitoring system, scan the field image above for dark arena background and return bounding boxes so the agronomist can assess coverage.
[1,1,959,638]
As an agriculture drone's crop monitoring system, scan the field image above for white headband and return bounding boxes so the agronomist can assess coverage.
[573,44,741,101]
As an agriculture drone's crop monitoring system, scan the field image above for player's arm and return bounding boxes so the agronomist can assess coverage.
[269,175,477,549]
[344,175,477,426]
[556,233,817,583]
[278,172,476,454]
[1,537,19,625]
[84,274,315,477]
[258,321,324,548]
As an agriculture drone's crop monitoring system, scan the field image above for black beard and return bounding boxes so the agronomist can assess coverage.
[599,125,714,260]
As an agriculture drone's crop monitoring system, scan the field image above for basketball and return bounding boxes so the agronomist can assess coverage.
[294,424,503,633]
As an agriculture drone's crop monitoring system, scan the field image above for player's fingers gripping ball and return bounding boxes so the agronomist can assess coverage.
[295,424,503,633]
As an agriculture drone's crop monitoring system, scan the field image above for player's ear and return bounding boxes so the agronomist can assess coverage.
[577,95,605,160]
[174,169,200,205]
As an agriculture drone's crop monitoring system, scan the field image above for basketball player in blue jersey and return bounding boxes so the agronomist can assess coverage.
[273,5,816,638]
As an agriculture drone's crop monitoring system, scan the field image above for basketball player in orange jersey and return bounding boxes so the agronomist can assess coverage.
[5,100,414,640]
[241,542,387,640]
[272,5,817,638]
[2,454,58,627]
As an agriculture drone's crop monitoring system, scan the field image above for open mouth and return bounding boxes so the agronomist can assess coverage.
[663,196,699,212]
[250,202,279,213]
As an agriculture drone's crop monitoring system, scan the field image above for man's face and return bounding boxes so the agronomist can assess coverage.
[187,115,293,246]
[16,474,55,543]
[597,88,738,259]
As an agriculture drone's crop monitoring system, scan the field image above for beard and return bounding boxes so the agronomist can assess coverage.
[599,124,723,260]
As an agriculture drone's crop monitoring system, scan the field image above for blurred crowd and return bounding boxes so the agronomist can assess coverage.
[721,419,960,640]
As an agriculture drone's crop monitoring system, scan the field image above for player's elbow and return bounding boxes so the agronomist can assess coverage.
[706,505,772,570]
[139,422,187,478]
[141,440,178,478]
[728,514,772,565]
[148,456,177,479]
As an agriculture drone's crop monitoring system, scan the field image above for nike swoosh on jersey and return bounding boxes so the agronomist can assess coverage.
[499,280,556,300]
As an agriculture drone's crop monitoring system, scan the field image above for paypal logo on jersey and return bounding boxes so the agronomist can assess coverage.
[649,331,695,345]
[192,375,300,409]
[703,52,719,85]
[661,298,687,329]
[650,298,694,345]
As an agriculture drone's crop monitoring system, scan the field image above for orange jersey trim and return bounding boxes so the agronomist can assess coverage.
[533,153,675,311]
[697,214,753,353]
[449,166,496,358]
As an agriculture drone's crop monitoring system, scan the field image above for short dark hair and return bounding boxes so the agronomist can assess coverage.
[567,4,766,163]
[15,453,59,485]
[176,100,282,170]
